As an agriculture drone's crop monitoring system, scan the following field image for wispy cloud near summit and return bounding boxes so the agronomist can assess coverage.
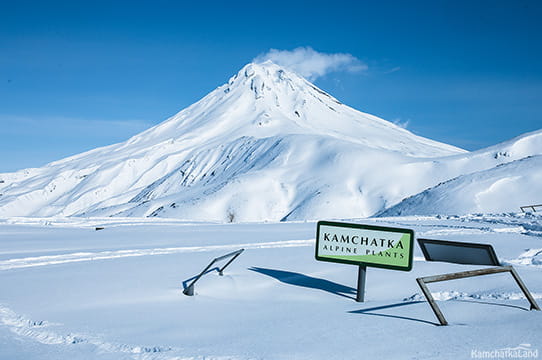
[254,47,367,81]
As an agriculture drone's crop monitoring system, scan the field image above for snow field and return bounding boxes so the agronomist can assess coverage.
[0,214,541,359]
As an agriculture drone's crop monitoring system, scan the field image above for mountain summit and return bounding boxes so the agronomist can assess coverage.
[125,61,462,156]
[0,62,485,221]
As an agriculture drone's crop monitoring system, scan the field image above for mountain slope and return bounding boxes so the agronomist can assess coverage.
[377,130,542,216]
[378,155,542,216]
[0,61,510,222]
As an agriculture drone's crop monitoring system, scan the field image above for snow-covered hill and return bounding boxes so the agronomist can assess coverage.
[378,130,542,216]
[379,155,542,216]
[0,61,468,221]
[1,61,540,221]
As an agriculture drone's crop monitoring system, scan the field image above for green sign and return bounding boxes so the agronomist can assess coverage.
[315,221,414,271]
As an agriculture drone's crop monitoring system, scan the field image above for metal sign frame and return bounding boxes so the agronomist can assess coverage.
[316,221,415,271]
[417,266,540,326]
[415,238,539,325]
[520,204,542,213]
[182,249,244,296]
[417,238,500,266]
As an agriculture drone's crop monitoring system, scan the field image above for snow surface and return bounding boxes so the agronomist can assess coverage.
[0,214,541,359]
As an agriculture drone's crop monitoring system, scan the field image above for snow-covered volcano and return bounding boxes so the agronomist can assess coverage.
[0,61,522,221]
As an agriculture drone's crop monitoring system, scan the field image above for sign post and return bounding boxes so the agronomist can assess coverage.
[357,265,367,302]
[316,221,414,302]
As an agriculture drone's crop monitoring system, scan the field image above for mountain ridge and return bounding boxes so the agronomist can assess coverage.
[377,129,542,216]
[1,61,538,221]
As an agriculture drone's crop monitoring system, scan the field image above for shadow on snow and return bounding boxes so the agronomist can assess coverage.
[248,267,357,300]
[349,301,439,326]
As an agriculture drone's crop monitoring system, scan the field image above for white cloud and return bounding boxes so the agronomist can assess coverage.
[392,118,410,129]
[254,47,367,81]
[384,66,401,74]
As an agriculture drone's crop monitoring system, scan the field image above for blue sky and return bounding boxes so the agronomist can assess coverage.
[1,0,541,172]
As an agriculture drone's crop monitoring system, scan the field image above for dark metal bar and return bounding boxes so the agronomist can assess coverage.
[416,265,540,326]
[421,266,510,284]
[508,266,541,310]
[214,249,244,263]
[183,262,214,296]
[416,278,448,326]
[218,250,244,276]
[520,204,542,213]
[356,265,367,302]
[183,248,245,296]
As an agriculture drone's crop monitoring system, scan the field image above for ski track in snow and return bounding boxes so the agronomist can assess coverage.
[0,236,304,359]
[0,232,289,359]
[2,214,540,272]
[0,304,241,360]
[0,239,315,271]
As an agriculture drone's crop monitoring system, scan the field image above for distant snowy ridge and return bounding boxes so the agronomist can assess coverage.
[378,130,542,217]
[0,61,540,221]
[379,154,542,217]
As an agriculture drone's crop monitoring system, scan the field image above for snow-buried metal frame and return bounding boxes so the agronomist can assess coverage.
[520,204,542,213]
[416,239,540,326]
[182,249,244,296]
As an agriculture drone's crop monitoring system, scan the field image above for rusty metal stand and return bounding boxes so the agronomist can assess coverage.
[416,266,540,326]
